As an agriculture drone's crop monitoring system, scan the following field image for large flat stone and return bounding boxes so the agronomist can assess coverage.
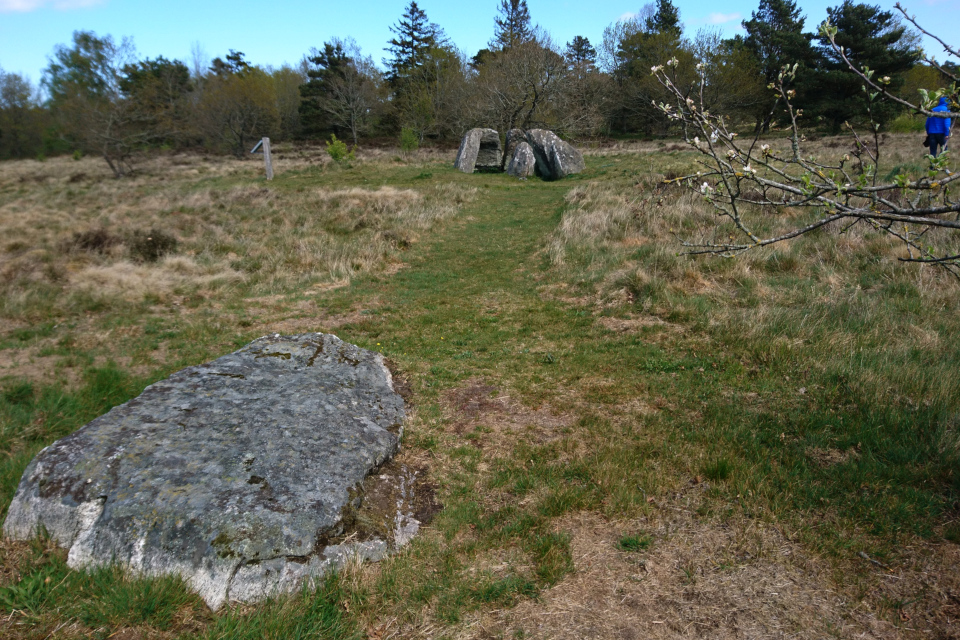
[3,333,405,609]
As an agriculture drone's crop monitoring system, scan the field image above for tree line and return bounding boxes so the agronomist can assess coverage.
[0,0,952,175]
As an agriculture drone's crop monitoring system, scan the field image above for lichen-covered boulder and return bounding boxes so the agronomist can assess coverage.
[3,333,407,609]
[454,128,501,173]
[525,129,585,180]
[507,141,536,178]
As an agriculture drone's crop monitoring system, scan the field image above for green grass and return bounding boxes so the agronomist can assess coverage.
[0,140,958,635]
[616,534,652,552]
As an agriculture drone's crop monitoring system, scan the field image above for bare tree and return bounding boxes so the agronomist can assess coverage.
[474,34,568,133]
[650,9,959,272]
[322,41,385,145]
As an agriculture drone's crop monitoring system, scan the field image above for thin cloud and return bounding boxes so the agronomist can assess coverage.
[619,11,638,21]
[0,0,104,12]
[707,12,742,24]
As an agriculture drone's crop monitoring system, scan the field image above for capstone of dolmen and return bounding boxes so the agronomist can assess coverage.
[507,141,537,178]
[3,333,407,609]
[454,128,502,173]
[525,129,586,180]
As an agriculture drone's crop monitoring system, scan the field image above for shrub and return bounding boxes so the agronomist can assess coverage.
[128,229,178,263]
[400,128,419,155]
[886,113,925,133]
[325,135,355,165]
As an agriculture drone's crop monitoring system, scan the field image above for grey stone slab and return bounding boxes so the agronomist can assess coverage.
[3,333,405,609]
[454,128,501,173]
[507,141,537,178]
[503,128,526,170]
[525,129,586,180]
[475,129,502,170]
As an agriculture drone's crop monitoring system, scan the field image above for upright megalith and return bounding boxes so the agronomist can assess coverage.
[3,333,411,610]
[507,142,536,178]
[454,128,502,173]
[524,129,586,180]
[503,128,526,170]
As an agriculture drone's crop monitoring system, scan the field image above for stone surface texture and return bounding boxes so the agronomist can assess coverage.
[454,128,502,173]
[507,142,537,178]
[525,129,586,180]
[454,129,482,173]
[475,128,503,170]
[3,333,406,610]
[503,128,526,170]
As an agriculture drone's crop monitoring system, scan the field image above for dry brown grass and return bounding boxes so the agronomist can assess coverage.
[448,509,960,639]
[547,135,960,411]
[0,152,475,320]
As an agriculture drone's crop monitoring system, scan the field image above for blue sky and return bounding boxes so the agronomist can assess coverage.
[1,0,958,86]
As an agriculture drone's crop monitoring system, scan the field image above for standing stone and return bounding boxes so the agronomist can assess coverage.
[3,333,407,610]
[502,128,526,170]
[454,128,502,173]
[454,129,482,173]
[525,129,586,180]
[507,141,537,178]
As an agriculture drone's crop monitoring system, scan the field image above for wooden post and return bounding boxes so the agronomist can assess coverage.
[262,137,274,181]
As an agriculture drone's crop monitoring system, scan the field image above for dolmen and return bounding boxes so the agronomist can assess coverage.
[454,127,585,180]
[3,333,415,609]
[454,128,502,173]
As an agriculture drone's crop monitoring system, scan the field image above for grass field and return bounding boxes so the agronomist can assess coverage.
[0,136,958,639]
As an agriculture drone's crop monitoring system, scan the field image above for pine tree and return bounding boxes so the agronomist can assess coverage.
[815,0,919,130]
[644,0,682,39]
[491,0,534,50]
[742,0,817,130]
[384,1,445,85]
[565,36,597,68]
[299,42,351,137]
[743,0,814,85]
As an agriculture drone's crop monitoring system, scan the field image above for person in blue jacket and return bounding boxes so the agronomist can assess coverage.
[926,96,952,157]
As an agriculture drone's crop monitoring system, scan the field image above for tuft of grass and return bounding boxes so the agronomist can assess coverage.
[527,532,574,585]
[127,228,178,263]
[617,534,652,552]
[703,458,733,482]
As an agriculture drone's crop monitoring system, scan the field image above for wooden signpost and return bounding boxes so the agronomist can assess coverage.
[250,137,274,180]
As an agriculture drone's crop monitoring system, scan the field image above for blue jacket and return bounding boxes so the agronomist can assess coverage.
[926,97,952,135]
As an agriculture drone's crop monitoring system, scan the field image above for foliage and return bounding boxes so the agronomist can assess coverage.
[565,36,597,69]
[813,1,920,131]
[325,133,355,164]
[399,126,419,154]
[644,0,682,39]
[198,63,279,157]
[491,0,534,51]
[43,31,146,176]
[0,69,45,160]
[742,0,818,131]
[384,1,447,87]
